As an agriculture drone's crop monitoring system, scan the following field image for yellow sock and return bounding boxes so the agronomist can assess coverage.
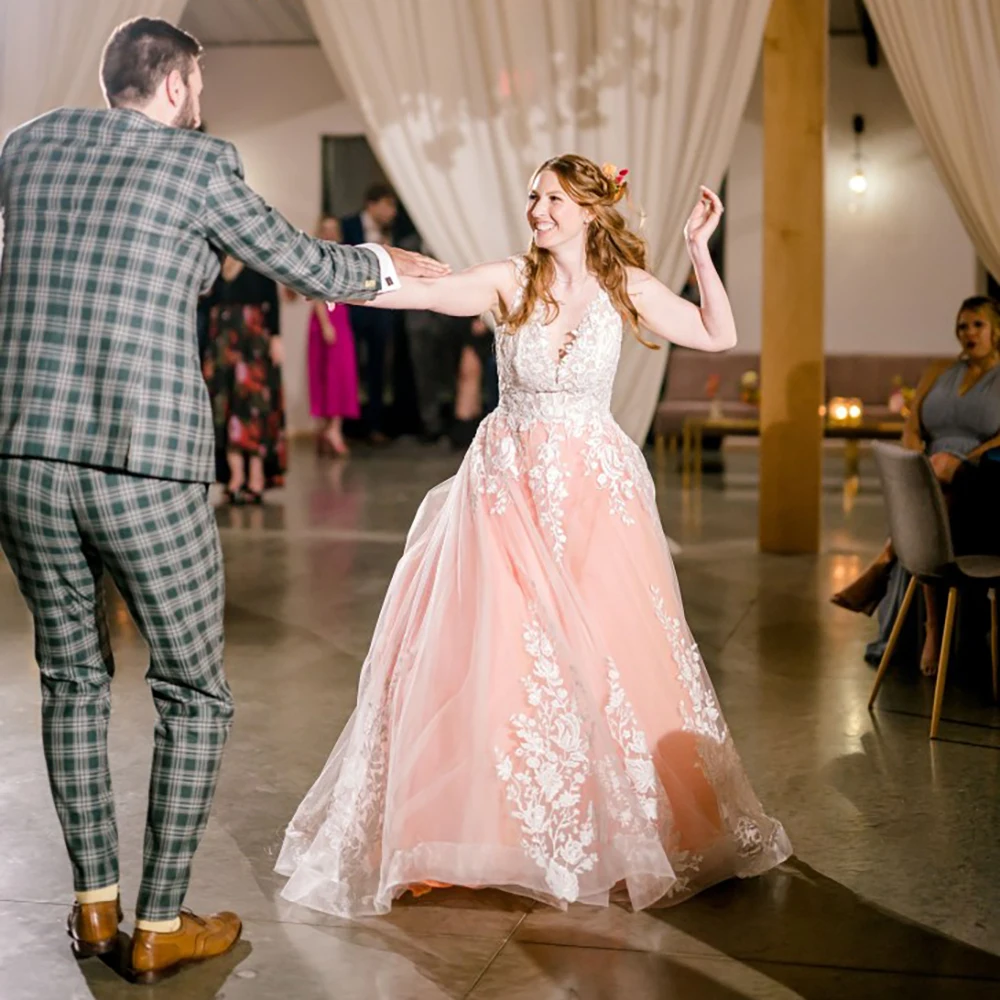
[75,884,119,905]
[135,917,182,933]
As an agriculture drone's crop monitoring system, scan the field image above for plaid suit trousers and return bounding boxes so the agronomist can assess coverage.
[0,459,232,920]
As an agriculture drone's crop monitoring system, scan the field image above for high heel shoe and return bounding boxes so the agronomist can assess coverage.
[318,433,350,458]
[405,881,452,899]
[238,486,264,506]
[830,560,893,616]
[318,430,350,458]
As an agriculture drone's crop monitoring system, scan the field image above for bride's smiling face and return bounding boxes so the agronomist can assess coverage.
[526,170,591,251]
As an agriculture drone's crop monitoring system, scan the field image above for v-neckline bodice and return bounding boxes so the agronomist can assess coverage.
[540,288,607,368]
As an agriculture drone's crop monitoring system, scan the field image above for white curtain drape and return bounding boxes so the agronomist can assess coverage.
[865,0,1000,280]
[0,0,189,140]
[304,0,768,443]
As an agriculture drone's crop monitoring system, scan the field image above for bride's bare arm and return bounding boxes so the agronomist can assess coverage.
[349,260,517,318]
[626,186,737,353]
[626,263,737,354]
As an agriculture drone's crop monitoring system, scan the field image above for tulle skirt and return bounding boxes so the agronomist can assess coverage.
[276,408,791,917]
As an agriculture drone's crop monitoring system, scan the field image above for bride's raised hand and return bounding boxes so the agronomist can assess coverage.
[683,186,724,248]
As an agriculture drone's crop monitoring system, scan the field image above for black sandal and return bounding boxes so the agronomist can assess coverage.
[238,487,264,506]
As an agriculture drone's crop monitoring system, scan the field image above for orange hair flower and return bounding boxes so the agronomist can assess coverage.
[601,162,630,203]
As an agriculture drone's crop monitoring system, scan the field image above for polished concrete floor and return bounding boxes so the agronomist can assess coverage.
[2,440,999,999]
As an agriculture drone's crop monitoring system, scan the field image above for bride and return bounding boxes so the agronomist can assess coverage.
[276,155,791,917]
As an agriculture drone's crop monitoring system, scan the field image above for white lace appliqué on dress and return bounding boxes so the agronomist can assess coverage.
[603,657,658,824]
[497,615,678,903]
[469,262,656,559]
[582,425,652,527]
[495,612,597,901]
[650,585,767,861]
[651,586,725,743]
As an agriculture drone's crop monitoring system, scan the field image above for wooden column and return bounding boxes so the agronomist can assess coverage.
[759,0,827,554]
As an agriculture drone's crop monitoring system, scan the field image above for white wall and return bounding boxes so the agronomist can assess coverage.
[726,37,977,357]
[200,45,364,434]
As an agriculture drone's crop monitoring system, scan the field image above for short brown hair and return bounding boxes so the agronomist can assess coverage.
[100,17,202,108]
[364,182,396,206]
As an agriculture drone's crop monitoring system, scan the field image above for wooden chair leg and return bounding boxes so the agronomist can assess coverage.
[654,432,666,466]
[990,587,998,704]
[929,587,959,740]
[869,575,919,710]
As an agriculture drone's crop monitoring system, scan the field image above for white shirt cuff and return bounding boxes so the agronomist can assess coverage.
[359,242,400,294]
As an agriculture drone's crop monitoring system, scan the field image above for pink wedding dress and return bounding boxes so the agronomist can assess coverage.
[276,260,791,917]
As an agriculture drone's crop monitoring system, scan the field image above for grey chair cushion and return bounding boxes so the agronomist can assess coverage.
[872,442,955,578]
[954,555,1000,581]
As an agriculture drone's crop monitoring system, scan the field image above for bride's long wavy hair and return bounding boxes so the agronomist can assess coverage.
[503,154,656,348]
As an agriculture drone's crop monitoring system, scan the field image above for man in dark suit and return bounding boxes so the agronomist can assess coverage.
[342,184,400,443]
[0,16,443,982]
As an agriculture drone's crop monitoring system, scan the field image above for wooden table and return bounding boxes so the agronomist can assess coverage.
[681,415,905,487]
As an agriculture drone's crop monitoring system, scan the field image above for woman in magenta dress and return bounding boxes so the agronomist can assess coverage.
[308,216,361,457]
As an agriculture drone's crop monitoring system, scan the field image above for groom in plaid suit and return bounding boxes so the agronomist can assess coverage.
[0,16,443,983]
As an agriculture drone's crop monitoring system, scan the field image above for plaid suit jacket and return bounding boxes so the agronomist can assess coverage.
[0,108,382,483]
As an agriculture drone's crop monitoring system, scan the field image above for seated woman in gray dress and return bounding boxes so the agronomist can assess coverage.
[832,296,1000,674]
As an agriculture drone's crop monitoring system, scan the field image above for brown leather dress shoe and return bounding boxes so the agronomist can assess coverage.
[129,910,242,985]
[68,897,123,958]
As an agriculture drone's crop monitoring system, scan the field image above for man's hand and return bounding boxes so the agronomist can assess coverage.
[387,245,451,279]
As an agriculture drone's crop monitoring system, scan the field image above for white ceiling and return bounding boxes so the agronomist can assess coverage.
[179,0,316,46]
[179,0,867,48]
